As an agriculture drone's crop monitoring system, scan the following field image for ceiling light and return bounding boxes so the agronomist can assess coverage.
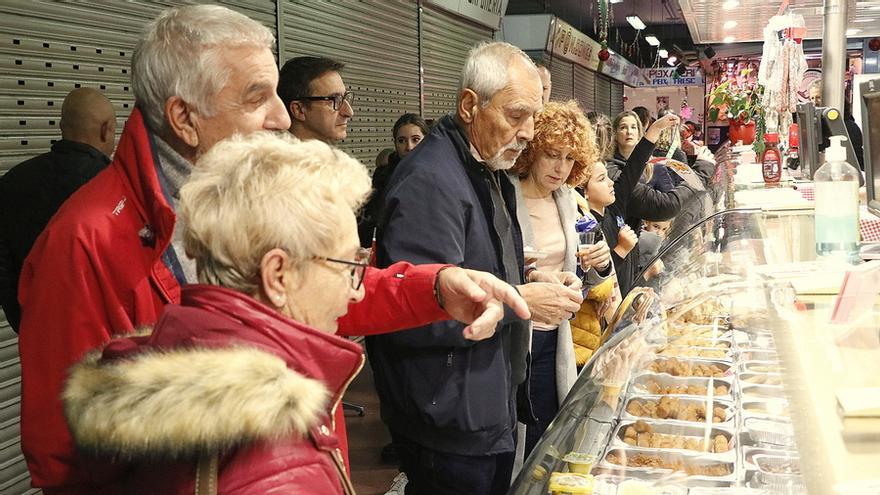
[723,20,738,29]
[659,49,669,58]
[626,15,646,30]
[854,18,877,22]
[723,36,736,43]
[846,28,861,36]
[722,0,739,9]
[609,0,623,3]
[667,56,678,65]
[645,35,661,46]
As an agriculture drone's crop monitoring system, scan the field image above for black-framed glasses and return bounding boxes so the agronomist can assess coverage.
[318,252,368,290]
[295,91,354,111]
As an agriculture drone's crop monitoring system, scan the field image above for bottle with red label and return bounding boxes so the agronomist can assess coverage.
[762,132,782,184]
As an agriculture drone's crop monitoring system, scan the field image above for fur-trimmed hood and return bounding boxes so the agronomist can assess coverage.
[64,344,328,459]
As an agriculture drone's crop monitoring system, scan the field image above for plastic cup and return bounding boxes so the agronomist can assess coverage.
[562,452,597,474]
[578,231,596,251]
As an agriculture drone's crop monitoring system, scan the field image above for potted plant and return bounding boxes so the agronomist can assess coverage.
[707,75,764,146]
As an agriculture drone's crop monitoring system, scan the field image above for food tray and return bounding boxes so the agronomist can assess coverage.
[622,395,736,426]
[743,417,796,448]
[642,357,733,378]
[738,350,779,362]
[739,372,784,387]
[600,447,737,483]
[629,373,734,400]
[743,332,775,350]
[653,345,734,361]
[740,384,785,401]
[753,454,806,492]
[742,447,798,470]
[739,361,784,375]
[612,419,736,458]
[741,399,790,420]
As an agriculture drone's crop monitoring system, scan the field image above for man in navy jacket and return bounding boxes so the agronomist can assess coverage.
[373,42,583,495]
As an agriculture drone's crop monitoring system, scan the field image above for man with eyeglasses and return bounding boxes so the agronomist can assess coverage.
[279,56,355,143]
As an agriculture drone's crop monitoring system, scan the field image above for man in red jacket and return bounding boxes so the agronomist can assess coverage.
[17,5,528,494]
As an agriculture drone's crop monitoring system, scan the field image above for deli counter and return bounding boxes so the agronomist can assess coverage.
[510,207,880,495]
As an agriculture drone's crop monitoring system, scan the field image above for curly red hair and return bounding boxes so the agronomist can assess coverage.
[513,100,599,187]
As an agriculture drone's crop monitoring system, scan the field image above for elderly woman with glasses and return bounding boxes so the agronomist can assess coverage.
[62,133,525,494]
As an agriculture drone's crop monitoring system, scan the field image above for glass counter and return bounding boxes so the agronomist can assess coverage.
[510,208,880,495]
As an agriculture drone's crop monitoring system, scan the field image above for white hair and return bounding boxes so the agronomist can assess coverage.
[131,5,275,132]
[460,41,537,103]
[180,132,371,294]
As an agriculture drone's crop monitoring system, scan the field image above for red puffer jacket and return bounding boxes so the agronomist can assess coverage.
[64,284,363,494]
[18,108,449,493]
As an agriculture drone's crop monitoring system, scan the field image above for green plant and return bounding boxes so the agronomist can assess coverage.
[707,74,764,124]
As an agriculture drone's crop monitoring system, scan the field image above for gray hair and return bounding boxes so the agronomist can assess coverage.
[460,41,537,103]
[131,5,275,132]
[180,132,370,294]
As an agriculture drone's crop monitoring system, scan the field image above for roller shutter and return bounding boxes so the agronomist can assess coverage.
[422,4,492,120]
[282,0,420,166]
[546,56,573,102]
[595,74,612,117]
[0,2,276,492]
[573,64,596,113]
[610,80,624,118]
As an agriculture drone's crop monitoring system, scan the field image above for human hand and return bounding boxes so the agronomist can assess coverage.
[645,113,682,143]
[644,260,665,281]
[529,270,583,291]
[437,267,531,340]
[578,240,611,271]
[613,225,638,258]
[516,282,583,326]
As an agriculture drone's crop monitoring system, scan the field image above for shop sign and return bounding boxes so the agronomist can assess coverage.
[425,0,509,29]
[601,52,643,87]
[639,67,705,87]
[546,17,601,71]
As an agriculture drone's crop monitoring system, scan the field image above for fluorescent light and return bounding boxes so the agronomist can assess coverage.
[645,35,660,46]
[723,20,738,29]
[658,49,669,58]
[723,35,735,43]
[667,56,678,65]
[846,28,861,36]
[609,0,623,3]
[854,18,877,22]
[626,15,646,30]
[722,0,739,9]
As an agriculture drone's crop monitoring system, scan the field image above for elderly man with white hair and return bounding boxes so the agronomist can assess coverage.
[373,42,584,495]
[17,6,529,493]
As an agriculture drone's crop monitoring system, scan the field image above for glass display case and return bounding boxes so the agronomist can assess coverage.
[511,208,880,495]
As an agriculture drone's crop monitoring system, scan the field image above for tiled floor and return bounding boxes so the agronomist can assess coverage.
[345,359,400,495]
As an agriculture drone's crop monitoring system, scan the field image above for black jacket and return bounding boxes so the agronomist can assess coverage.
[358,152,400,248]
[370,115,530,456]
[0,140,109,331]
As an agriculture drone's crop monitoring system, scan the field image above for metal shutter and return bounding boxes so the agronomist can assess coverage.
[546,55,573,102]
[610,80,624,118]
[573,64,596,113]
[422,5,492,120]
[282,0,420,166]
[0,2,276,492]
[595,74,612,117]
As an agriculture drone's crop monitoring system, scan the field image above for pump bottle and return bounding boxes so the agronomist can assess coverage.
[813,135,860,259]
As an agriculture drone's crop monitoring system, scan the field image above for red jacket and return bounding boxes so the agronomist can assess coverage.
[18,108,448,492]
[64,284,364,495]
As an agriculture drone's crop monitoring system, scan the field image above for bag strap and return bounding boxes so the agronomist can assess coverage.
[195,453,219,495]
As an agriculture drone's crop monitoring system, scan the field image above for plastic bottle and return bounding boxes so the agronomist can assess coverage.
[814,135,860,259]
[761,133,782,184]
[787,123,800,172]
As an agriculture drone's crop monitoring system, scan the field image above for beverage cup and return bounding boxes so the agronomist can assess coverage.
[578,231,596,251]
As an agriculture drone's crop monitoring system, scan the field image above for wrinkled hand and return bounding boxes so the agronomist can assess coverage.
[578,240,611,271]
[645,113,682,143]
[517,282,583,326]
[613,225,638,258]
[437,267,531,340]
[529,270,583,291]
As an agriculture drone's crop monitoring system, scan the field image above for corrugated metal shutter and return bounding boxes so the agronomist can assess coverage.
[595,74,612,117]
[0,2,276,492]
[546,55,573,101]
[282,0,420,166]
[573,64,596,113]
[422,4,492,120]
[610,80,624,118]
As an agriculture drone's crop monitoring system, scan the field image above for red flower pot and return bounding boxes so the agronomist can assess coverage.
[728,118,757,145]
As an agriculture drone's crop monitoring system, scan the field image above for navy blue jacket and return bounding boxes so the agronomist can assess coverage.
[370,115,530,456]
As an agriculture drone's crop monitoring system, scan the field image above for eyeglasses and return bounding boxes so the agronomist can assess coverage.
[317,250,369,290]
[295,91,354,111]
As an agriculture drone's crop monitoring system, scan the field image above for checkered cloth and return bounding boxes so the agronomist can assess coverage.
[797,185,815,201]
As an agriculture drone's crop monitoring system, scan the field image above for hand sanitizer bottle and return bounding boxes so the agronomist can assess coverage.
[814,135,860,259]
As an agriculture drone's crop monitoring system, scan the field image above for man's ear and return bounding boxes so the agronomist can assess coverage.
[458,89,480,124]
[100,120,114,144]
[289,100,307,123]
[164,96,199,148]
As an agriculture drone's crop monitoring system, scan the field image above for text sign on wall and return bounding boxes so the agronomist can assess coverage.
[546,17,601,71]
[638,67,705,87]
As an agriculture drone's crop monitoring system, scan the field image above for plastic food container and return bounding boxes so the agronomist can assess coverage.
[562,452,598,474]
[548,472,595,494]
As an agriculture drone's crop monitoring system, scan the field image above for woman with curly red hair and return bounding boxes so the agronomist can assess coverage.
[510,100,612,456]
